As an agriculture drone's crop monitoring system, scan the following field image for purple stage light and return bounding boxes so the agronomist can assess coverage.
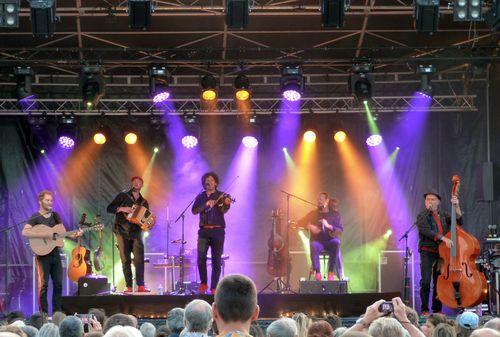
[181,135,198,148]
[366,134,382,147]
[58,136,75,149]
[282,89,301,102]
[242,136,258,148]
[153,91,171,103]
[417,91,432,99]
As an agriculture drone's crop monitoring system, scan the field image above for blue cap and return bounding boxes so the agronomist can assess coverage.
[458,312,479,330]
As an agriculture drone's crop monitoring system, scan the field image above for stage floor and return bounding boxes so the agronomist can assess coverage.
[61,292,400,318]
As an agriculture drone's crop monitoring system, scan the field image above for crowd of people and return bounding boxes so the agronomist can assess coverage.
[1,274,499,337]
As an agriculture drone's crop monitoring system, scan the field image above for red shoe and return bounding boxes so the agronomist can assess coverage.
[328,272,335,281]
[198,284,208,294]
[210,289,216,295]
[124,287,133,293]
[137,286,151,293]
[315,272,322,281]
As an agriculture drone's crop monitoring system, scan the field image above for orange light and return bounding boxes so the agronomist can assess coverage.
[202,89,217,101]
[334,131,347,143]
[235,89,250,101]
[93,133,106,145]
[124,132,138,145]
[303,130,317,143]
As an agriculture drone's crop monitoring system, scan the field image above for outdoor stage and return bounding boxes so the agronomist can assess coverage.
[61,292,400,318]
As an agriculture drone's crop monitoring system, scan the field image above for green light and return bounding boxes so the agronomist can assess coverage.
[153,147,159,153]
[389,147,400,164]
[383,229,393,240]
[363,100,380,136]
[40,149,45,154]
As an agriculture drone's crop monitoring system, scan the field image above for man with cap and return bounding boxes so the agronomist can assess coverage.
[416,188,462,316]
[107,176,151,292]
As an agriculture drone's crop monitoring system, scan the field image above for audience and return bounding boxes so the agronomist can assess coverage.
[250,322,265,337]
[5,312,25,325]
[104,325,142,337]
[368,317,405,337]
[28,312,46,330]
[456,312,479,337]
[484,318,500,332]
[39,323,60,337]
[307,321,333,337]
[292,313,312,337]
[432,323,456,337]
[89,309,107,327]
[324,316,342,332]
[422,314,448,337]
[183,300,212,337]
[155,325,171,337]
[166,308,185,337]
[103,314,136,334]
[267,318,298,337]
[52,312,67,327]
[59,316,84,337]
[333,327,347,337]
[470,328,500,337]
[140,323,156,337]
[0,325,27,337]
[20,325,38,337]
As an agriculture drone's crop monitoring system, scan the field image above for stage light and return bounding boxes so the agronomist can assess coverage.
[93,133,106,145]
[225,0,249,28]
[182,120,200,149]
[125,132,138,145]
[242,136,258,148]
[303,130,317,143]
[80,66,104,109]
[283,147,287,152]
[40,149,45,154]
[30,0,56,37]
[201,75,217,101]
[334,130,347,143]
[414,0,440,33]
[280,65,304,102]
[153,147,159,153]
[321,0,345,27]
[366,134,383,147]
[149,66,170,103]
[234,74,250,101]
[453,0,482,21]
[350,63,374,101]
[13,66,34,101]
[128,0,152,29]
[182,135,198,149]
[417,64,436,98]
[57,116,76,150]
[383,229,393,239]
[396,146,400,150]
[0,0,19,28]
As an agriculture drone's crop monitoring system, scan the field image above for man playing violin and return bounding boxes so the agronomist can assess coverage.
[416,189,462,316]
[192,172,231,294]
[298,192,343,281]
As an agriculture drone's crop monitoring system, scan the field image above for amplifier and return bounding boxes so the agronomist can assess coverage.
[78,275,110,296]
[299,280,348,294]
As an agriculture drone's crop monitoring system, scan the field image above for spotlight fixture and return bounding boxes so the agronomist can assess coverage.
[57,116,77,149]
[334,130,347,143]
[280,65,304,102]
[182,113,200,149]
[201,75,217,101]
[149,66,170,103]
[242,136,258,148]
[366,134,383,147]
[225,0,249,29]
[321,0,346,27]
[417,64,436,98]
[234,74,250,101]
[303,130,317,143]
[453,0,482,21]
[128,0,152,29]
[350,62,374,101]
[13,66,34,101]
[93,132,106,145]
[80,66,105,109]
[124,131,138,145]
[484,0,499,31]
[30,0,57,37]
[0,0,20,28]
[414,0,440,33]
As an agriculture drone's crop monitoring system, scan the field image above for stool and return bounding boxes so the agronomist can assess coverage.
[316,250,344,280]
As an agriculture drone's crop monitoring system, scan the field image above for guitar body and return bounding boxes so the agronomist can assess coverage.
[28,224,66,256]
[68,246,92,282]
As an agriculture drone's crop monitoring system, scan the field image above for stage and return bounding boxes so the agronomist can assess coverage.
[61,292,400,318]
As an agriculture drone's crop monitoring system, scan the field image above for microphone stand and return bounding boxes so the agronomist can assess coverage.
[398,222,417,305]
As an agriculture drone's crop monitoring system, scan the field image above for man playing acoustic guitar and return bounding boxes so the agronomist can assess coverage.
[22,190,82,314]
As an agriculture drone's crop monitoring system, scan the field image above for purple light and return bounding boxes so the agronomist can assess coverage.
[58,136,75,149]
[366,134,383,147]
[181,135,198,148]
[153,91,171,103]
[417,91,432,99]
[282,89,301,102]
[242,136,258,148]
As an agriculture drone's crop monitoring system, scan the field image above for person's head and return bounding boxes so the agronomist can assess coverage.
[28,312,47,330]
[6,311,25,325]
[155,325,171,337]
[332,327,347,337]
[104,325,142,337]
[167,308,185,334]
[59,316,84,337]
[340,333,371,337]
[484,318,500,331]
[307,321,333,337]
[89,309,106,326]
[432,323,457,337]
[424,191,441,212]
[37,190,53,211]
[213,274,259,329]
[267,318,298,337]
[103,314,136,334]
[457,312,479,331]
[323,315,341,332]
[131,177,144,192]
[422,314,448,337]
[39,323,60,337]
[404,306,420,328]
[128,316,138,329]
[140,323,156,337]
[250,322,265,337]
[470,329,500,337]
[184,300,212,333]
[0,325,27,337]
[317,193,329,209]
[86,332,104,337]
[21,325,38,337]
[52,312,66,327]
[292,313,312,337]
[368,317,405,337]
[201,172,219,192]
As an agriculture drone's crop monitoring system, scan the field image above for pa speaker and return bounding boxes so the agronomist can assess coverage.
[299,280,348,294]
[225,0,249,29]
[476,162,500,201]
[321,0,345,28]
[78,275,110,296]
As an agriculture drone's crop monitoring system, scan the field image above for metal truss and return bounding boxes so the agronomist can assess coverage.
[0,95,478,115]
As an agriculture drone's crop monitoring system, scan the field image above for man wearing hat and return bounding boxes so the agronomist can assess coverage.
[416,189,463,315]
[107,176,151,292]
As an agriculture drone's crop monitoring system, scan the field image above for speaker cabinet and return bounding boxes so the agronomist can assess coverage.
[78,275,110,296]
[378,250,415,308]
[299,280,348,294]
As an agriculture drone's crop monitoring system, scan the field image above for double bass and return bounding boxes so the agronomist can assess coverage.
[267,209,287,276]
[436,175,488,308]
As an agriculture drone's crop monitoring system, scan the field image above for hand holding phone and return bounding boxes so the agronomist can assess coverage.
[378,301,394,314]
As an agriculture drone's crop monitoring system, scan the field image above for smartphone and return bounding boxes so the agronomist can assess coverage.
[378,301,394,314]
[75,314,94,333]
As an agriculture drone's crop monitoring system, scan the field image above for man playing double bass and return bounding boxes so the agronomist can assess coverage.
[416,189,462,316]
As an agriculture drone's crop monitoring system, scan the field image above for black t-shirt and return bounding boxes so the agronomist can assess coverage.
[299,209,343,241]
[27,211,63,255]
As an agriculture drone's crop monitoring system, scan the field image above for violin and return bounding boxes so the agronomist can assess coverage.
[210,192,236,210]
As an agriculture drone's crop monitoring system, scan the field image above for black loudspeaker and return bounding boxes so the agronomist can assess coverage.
[321,0,345,28]
[225,0,249,29]
[477,162,500,201]
[289,250,311,291]
[299,280,347,294]
[78,275,110,296]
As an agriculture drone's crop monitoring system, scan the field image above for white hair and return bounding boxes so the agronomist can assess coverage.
[39,323,60,337]
[140,323,156,337]
[184,300,213,333]
[104,325,143,337]
[368,317,405,337]
[267,318,298,337]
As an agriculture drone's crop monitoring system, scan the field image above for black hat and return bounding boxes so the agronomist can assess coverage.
[424,189,441,200]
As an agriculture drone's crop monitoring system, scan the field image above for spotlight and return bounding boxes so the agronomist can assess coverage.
[414,0,440,33]
[93,133,106,145]
[303,130,317,143]
[453,0,482,21]
[40,149,45,154]
[80,66,104,109]
[13,66,34,101]
[182,118,200,149]
[30,0,56,37]
[350,62,374,101]
[225,0,249,29]
[182,135,198,149]
[234,74,250,101]
[153,147,159,153]
[242,136,258,148]
[124,132,138,145]
[280,65,304,102]
[366,134,383,147]
[321,0,345,27]
[242,123,261,148]
[282,147,287,152]
[57,116,76,150]
[383,229,393,239]
[128,0,152,29]
[0,0,19,28]
[149,66,170,103]
[334,130,347,143]
[417,64,436,98]
[201,75,217,101]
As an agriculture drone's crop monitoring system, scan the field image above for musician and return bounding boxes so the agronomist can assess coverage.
[22,190,82,314]
[298,192,343,281]
[192,172,231,294]
[106,176,150,293]
[416,189,462,315]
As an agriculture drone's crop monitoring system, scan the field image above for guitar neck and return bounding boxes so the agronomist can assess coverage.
[62,226,95,238]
